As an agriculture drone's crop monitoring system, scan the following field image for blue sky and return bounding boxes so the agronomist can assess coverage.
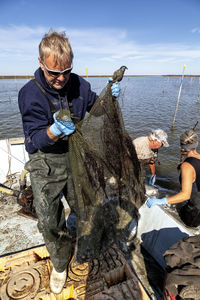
[1,0,200,75]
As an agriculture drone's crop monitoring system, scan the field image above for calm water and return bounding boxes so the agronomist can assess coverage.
[0,76,200,194]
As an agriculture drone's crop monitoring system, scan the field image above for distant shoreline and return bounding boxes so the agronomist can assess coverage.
[0,74,200,79]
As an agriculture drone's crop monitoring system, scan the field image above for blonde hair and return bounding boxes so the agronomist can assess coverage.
[39,30,74,68]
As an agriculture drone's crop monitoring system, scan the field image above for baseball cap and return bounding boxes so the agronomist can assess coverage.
[149,129,169,147]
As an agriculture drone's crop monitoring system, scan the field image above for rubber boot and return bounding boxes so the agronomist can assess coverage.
[50,267,67,294]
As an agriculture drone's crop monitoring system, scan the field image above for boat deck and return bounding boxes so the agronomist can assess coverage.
[0,243,151,299]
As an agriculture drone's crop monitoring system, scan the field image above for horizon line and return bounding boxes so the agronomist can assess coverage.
[0,74,200,79]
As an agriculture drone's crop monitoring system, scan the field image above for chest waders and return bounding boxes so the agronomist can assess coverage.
[25,80,115,269]
[24,80,75,272]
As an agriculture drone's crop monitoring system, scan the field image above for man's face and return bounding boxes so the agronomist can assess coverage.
[39,54,72,90]
[150,139,163,150]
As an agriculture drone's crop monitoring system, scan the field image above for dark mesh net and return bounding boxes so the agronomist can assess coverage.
[68,68,145,263]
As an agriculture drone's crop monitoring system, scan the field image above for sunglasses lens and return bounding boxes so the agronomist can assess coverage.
[63,69,72,75]
[48,68,72,76]
[43,61,72,77]
[49,71,60,76]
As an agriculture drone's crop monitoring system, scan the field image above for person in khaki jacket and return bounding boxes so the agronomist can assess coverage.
[132,129,169,185]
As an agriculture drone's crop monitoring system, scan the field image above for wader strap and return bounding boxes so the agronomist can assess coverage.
[33,79,56,114]
[33,79,78,127]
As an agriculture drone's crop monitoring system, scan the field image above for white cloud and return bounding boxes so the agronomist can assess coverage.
[0,25,45,61]
[192,27,200,33]
[0,25,200,75]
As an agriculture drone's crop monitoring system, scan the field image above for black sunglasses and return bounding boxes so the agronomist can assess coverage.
[42,61,73,77]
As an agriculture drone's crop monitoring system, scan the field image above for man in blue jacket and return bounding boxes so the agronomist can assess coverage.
[18,30,120,294]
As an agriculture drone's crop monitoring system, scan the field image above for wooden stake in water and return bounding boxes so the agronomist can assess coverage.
[86,68,88,82]
[14,75,18,93]
[193,121,198,131]
[170,65,186,131]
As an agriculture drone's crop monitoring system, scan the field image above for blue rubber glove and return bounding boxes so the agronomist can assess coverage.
[149,175,156,185]
[111,82,120,97]
[146,197,168,208]
[49,122,62,136]
[107,78,121,98]
[49,112,75,136]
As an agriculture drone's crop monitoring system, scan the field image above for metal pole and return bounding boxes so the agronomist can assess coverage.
[170,65,186,131]
[86,68,88,81]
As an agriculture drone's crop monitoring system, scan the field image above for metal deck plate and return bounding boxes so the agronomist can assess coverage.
[0,245,149,299]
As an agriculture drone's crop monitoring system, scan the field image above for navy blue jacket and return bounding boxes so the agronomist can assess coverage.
[18,68,98,153]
